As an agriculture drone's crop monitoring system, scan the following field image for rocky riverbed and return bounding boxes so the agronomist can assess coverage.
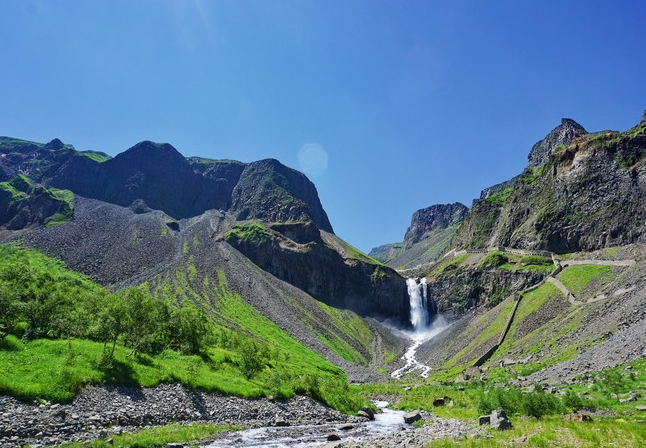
[0,384,486,448]
[0,384,356,448]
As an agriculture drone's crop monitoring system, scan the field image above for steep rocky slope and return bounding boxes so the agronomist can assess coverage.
[451,113,646,253]
[369,203,468,269]
[225,221,408,321]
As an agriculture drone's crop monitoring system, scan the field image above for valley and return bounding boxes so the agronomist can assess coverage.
[2,109,646,447]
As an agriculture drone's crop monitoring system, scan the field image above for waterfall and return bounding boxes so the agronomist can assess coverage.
[407,278,430,332]
[392,278,448,379]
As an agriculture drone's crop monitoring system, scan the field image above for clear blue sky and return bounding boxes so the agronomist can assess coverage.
[2,1,646,252]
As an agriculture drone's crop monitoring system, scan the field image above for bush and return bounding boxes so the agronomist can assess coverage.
[476,386,565,418]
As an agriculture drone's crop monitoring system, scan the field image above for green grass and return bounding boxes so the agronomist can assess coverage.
[559,265,613,297]
[429,254,471,277]
[224,221,274,247]
[425,418,646,447]
[78,150,111,163]
[59,422,239,448]
[484,187,513,204]
[0,245,367,414]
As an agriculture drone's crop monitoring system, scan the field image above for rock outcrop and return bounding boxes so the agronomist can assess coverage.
[403,203,469,249]
[0,175,73,230]
[452,114,646,252]
[369,203,468,269]
[527,118,587,168]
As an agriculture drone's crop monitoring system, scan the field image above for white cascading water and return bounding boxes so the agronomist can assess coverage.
[391,277,450,379]
[408,277,429,332]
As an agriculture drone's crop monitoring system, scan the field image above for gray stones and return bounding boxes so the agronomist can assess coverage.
[403,410,422,424]
[357,407,375,420]
[0,384,355,448]
[478,415,491,425]
[489,409,512,430]
[636,405,646,412]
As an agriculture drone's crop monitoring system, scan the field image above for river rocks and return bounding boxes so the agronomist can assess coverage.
[489,409,512,430]
[337,413,486,448]
[0,384,357,448]
[357,407,375,420]
[404,410,422,424]
[327,432,342,441]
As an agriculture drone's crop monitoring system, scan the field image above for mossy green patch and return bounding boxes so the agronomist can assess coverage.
[485,187,513,204]
[559,265,613,297]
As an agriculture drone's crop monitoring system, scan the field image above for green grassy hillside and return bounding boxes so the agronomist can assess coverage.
[0,244,365,413]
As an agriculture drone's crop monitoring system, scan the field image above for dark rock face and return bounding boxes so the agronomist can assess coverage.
[225,222,409,323]
[527,118,587,168]
[51,141,206,219]
[230,159,333,233]
[453,117,646,252]
[425,268,544,315]
[0,137,333,232]
[403,203,468,249]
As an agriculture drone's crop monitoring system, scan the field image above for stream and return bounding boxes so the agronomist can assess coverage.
[204,401,406,447]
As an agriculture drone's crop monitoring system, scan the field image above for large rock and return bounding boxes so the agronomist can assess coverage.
[404,410,422,424]
[490,409,512,430]
[226,222,410,321]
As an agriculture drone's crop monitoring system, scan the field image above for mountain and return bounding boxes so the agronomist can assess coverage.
[0,135,410,381]
[414,109,646,385]
[450,113,646,253]
[369,203,468,269]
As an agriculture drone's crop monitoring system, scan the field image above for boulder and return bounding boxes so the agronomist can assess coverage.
[326,433,341,441]
[636,405,646,412]
[478,415,491,425]
[404,410,422,424]
[357,407,375,420]
[432,397,446,406]
[490,409,512,430]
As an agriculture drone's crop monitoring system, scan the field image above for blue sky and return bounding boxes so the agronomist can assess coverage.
[2,1,646,252]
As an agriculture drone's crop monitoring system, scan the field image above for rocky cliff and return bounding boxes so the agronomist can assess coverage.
[527,118,588,168]
[369,203,468,269]
[225,221,409,322]
[451,113,646,252]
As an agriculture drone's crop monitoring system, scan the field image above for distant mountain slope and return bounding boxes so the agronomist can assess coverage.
[0,137,333,231]
[451,112,646,253]
[369,203,468,269]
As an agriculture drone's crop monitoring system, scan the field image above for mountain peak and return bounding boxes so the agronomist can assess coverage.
[44,138,66,150]
[528,118,587,168]
[403,202,469,248]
